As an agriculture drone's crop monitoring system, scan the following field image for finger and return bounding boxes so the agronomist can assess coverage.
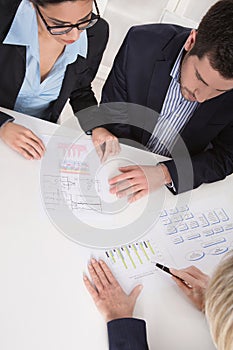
[25,130,46,152]
[112,139,121,156]
[27,139,45,157]
[110,179,135,194]
[93,142,104,161]
[172,277,205,311]
[19,143,39,160]
[172,266,207,282]
[102,140,113,163]
[128,189,148,203]
[172,276,192,295]
[117,142,121,154]
[129,284,143,303]
[118,165,139,172]
[91,259,111,287]
[109,170,136,185]
[15,145,34,160]
[117,184,144,198]
[31,136,45,153]
[88,261,104,292]
[83,275,99,302]
[183,266,208,280]
[99,260,119,286]
[23,142,43,159]
[170,268,199,287]
[20,135,45,158]
[104,138,120,159]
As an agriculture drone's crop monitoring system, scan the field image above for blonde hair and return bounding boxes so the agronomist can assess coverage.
[205,251,233,350]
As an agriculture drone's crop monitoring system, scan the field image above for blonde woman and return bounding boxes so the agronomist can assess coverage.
[84,253,233,350]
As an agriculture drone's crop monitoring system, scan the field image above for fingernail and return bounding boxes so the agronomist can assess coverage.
[91,258,96,263]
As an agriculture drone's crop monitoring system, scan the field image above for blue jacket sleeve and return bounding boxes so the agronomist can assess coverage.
[107,318,149,350]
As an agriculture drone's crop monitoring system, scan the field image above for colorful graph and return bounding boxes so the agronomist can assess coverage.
[60,159,90,175]
[105,240,164,271]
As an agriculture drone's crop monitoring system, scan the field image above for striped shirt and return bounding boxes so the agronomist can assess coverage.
[146,47,199,157]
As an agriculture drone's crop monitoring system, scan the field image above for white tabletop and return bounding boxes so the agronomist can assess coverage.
[2,107,232,350]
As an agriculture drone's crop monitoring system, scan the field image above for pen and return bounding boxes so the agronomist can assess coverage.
[155,263,185,283]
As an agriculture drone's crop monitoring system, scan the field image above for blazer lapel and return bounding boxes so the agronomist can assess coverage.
[146,60,172,113]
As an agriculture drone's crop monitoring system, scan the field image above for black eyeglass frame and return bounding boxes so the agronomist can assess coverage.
[36,0,100,35]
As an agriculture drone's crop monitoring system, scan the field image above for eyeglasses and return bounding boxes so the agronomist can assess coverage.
[36,0,100,35]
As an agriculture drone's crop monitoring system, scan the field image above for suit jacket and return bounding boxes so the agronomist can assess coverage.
[107,318,149,350]
[100,24,233,193]
[0,0,109,125]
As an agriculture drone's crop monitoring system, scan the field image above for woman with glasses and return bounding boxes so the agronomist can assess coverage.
[0,0,108,159]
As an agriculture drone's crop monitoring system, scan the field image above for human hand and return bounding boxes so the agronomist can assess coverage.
[0,122,45,160]
[170,266,210,311]
[83,259,143,322]
[109,164,171,203]
[92,127,121,162]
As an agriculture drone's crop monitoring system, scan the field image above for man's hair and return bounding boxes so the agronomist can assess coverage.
[205,251,233,350]
[189,0,233,79]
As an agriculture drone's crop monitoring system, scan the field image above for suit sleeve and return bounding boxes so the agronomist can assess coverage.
[97,30,133,138]
[0,111,15,127]
[77,28,133,135]
[107,318,149,350]
[164,96,233,194]
[69,18,109,113]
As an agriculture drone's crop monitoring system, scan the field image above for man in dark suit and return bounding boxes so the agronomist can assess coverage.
[91,0,233,199]
[0,0,108,159]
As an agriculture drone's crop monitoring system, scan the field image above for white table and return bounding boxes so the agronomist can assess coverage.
[2,107,232,350]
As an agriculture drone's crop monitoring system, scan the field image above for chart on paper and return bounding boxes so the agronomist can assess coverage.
[157,204,233,273]
[41,135,137,226]
[101,238,172,281]
[41,136,104,217]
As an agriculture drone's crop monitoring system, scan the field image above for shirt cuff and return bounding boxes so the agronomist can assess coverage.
[158,162,176,193]
[166,180,176,193]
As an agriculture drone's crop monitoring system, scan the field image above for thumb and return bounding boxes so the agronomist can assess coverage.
[94,143,104,161]
[129,284,143,303]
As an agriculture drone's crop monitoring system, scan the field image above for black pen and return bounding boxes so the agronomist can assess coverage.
[155,263,185,283]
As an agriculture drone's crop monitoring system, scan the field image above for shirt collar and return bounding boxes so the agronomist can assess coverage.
[3,0,88,59]
[65,31,88,60]
[3,0,35,46]
[170,46,186,82]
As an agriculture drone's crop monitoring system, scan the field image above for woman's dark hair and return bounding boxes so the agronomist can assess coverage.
[189,0,233,79]
[31,0,86,6]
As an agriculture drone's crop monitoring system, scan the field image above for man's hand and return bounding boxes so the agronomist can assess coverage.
[92,127,121,162]
[0,122,45,160]
[170,266,210,311]
[109,164,171,203]
[83,259,143,322]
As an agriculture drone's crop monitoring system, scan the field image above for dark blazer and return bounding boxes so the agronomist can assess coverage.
[107,318,149,350]
[0,0,109,125]
[100,24,233,193]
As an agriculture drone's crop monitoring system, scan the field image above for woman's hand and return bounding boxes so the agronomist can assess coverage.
[170,265,210,311]
[92,127,121,162]
[0,122,45,160]
[84,259,143,322]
